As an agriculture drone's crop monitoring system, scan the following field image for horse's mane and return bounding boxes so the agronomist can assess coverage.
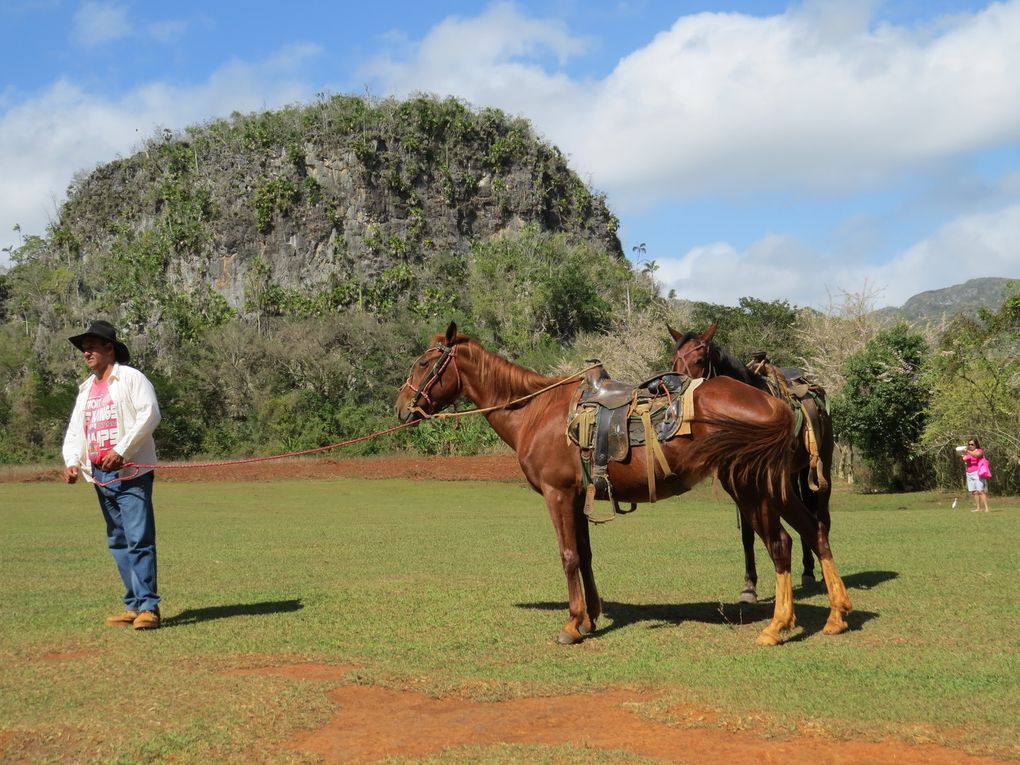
[446,334,571,404]
[706,341,770,393]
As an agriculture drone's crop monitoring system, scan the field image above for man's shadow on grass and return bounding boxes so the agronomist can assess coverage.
[517,569,896,642]
[162,599,303,628]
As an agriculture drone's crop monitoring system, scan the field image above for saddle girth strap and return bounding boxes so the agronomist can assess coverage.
[634,402,674,502]
[677,377,705,436]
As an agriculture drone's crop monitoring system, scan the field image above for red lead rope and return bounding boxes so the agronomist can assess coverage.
[90,420,422,487]
[90,360,603,487]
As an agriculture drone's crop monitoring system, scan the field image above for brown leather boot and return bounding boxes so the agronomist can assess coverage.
[105,610,139,626]
[132,611,161,630]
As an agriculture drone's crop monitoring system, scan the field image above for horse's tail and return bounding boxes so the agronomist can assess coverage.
[692,404,796,501]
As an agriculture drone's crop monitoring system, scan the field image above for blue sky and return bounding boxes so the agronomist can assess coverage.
[2,0,1019,309]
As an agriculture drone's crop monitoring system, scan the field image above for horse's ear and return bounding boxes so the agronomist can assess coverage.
[702,323,717,343]
[444,322,457,345]
[667,325,683,342]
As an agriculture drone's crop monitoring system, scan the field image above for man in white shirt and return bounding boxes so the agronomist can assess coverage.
[62,320,163,630]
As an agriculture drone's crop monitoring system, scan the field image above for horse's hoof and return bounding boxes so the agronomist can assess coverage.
[755,630,782,646]
[556,630,583,645]
[801,574,816,587]
[578,621,596,637]
[823,614,849,635]
[739,588,758,604]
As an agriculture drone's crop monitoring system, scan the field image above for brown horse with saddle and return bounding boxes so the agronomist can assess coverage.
[669,323,837,606]
[395,323,852,646]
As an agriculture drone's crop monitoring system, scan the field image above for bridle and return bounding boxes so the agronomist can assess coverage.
[400,342,461,413]
[672,339,715,379]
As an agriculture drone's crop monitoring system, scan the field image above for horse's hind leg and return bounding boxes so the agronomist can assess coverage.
[811,412,844,624]
[778,491,851,635]
[820,558,851,634]
[755,511,796,646]
[731,492,796,646]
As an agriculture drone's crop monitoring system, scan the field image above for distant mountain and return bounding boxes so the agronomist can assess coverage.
[873,277,1017,324]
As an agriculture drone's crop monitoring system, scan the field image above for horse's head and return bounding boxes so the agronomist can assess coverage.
[668,323,718,378]
[395,321,465,422]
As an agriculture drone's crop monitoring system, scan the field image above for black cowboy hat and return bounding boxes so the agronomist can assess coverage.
[68,320,130,363]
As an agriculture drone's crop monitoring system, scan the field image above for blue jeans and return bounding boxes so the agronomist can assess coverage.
[93,468,159,614]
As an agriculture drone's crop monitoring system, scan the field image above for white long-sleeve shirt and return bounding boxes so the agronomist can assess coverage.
[62,363,161,482]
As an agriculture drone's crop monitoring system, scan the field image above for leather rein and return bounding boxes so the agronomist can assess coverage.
[400,343,605,420]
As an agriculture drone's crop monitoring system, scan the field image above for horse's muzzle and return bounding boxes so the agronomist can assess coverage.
[395,400,422,423]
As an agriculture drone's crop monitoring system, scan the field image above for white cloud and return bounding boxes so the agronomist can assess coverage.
[578,1,1020,202]
[364,1,1020,203]
[359,2,595,129]
[869,202,1020,300]
[0,57,314,258]
[72,1,131,48]
[655,202,1020,309]
[656,234,821,307]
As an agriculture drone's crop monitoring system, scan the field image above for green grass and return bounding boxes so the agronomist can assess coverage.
[1,478,1018,763]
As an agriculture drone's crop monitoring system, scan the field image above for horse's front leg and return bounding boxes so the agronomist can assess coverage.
[799,535,816,586]
[543,486,590,644]
[797,471,820,586]
[740,519,758,603]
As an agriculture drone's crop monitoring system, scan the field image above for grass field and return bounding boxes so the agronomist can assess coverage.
[1,477,1018,763]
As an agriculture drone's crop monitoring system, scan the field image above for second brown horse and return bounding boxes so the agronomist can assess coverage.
[395,323,852,645]
[670,323,844,617]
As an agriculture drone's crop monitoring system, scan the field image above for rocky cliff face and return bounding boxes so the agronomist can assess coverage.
[51,95,622,315]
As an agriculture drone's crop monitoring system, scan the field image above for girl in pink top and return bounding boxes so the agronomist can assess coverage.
[962,437,990,512]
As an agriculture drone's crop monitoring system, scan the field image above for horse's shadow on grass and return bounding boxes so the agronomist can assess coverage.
[517,569,895,642]
[162,599,303,628]
[841,569,898,590]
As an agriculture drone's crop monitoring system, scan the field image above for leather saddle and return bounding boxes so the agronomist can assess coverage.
[566,364,701,523]
[747,354,829,492]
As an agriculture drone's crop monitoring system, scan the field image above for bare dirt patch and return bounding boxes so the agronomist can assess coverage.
[246,664,1009,765]
[1,455,525,484]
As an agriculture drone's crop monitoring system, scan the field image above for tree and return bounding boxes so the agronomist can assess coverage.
[795,285,882,397]
[921,286,1020,494]
[466,226,648,364]
[832,323,932,490]
[561,301,694,382]
[688,296,803,366]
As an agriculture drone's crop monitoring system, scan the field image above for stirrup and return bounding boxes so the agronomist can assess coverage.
[583,484,617,523]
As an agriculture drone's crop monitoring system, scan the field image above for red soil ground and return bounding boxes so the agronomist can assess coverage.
[2,454,525,484]
[233,663,1006,765]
